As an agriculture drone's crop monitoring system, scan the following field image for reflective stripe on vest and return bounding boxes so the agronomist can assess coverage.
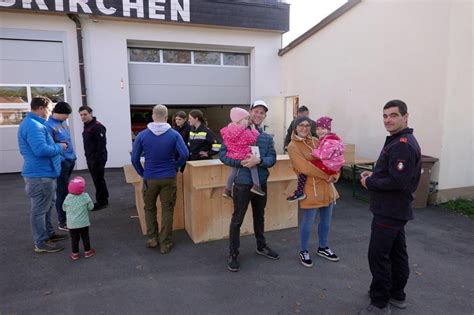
[190,131,207,140]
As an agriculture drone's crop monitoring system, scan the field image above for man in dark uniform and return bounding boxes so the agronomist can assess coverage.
[78,105,109,211]
[358,100,422,315]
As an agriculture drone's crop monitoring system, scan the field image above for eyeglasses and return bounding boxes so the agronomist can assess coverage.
[297,124,311,128]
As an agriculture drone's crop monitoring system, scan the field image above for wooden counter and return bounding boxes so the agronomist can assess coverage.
[183,155,298,244]
[123,164,185,235]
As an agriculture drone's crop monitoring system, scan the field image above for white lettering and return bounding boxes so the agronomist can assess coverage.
[0,0,15,7]
[123,0,144,18]
[22,0,49,10]
[55,0,64,11]
[69,0,92,13]
[96,0,116,15]
[148,0,164,20]
[171,0,189,22]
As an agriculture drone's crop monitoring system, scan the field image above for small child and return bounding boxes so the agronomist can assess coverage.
[220,107,264,199]
[287,116,345,202]
[63,176,96,260]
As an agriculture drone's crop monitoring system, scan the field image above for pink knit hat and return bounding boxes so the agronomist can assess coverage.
[68,176,86,195]
[230,107,249,123]
[316,116,333,131]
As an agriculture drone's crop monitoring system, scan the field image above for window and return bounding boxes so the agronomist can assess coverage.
[223,53,249,66]
[0,84,66,127]
[31,86,65,103]
[0,108,28,126]
[194,51,220,65]
[0,85,29,126]
[128,48,250,67]
[129,48,161,63]
[0,86,28,105]
[163,50,191,64]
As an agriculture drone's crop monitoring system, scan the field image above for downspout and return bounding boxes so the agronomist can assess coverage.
[67,14,87,106]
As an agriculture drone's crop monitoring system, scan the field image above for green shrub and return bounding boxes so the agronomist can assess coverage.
[442,199,474,218]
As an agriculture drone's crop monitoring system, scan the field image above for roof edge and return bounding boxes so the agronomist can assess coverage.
[278,0,361,56]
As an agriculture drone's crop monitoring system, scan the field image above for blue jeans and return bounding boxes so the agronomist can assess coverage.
[300,202,334,252]
[24,177,56,247]
[56,159,75,225]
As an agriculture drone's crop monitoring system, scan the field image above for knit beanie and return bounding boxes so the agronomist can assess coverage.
[68,176,86,195]
[230,107,250,123]
[53,101,72,114]
[316,116,332,131]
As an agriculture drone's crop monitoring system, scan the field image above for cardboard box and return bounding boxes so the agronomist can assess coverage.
[344,143,355,164]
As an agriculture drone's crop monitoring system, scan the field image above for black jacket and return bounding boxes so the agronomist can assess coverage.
[83,117,107,164]
[366,128,421,221]
[174,121,191,145]
[188,124,219,160]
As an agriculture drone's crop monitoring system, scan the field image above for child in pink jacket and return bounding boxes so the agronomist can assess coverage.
[220,107,264,199]
[287,116,345,202]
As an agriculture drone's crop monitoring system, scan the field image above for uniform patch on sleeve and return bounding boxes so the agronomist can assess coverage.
[396,160,405,171]
[400,137,408,143]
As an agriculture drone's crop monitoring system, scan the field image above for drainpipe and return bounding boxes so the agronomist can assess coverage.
[67,14,87,106]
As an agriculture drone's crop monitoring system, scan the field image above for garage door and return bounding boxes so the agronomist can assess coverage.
[0,39,66,173]
[128,47,250,105]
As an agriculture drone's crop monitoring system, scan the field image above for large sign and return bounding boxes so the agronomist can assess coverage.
[0,0,289,31]
[0,0,190,21]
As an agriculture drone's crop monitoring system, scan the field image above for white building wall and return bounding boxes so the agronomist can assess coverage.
[82,19,283,168]
[439,1,473,191]
[0,12,84,169]
[1,12,283,169]
[281,0,473,194]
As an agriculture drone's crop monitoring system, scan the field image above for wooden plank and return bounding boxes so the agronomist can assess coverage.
[184,156,298,244]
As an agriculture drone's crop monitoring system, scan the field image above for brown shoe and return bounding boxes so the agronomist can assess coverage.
[160,242,174,254]
[146,238,158,248]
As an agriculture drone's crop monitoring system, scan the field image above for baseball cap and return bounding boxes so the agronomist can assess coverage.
[250,100,268,112]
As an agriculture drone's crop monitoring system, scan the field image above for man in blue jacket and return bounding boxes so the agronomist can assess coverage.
[18,96,68,253]
[219,100,279,272]
[131,104,189,254]
[359,100,422,314]
[45,102,77,231]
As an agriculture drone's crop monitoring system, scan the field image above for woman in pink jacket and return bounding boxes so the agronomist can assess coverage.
[220,107,264,199]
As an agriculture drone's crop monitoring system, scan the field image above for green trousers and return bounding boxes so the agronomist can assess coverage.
[142,177,177,246]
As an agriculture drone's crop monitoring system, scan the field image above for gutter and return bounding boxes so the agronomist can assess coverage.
[67,14,87,106]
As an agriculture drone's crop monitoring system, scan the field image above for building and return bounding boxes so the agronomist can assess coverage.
[0,0,289,172]
[280,0,473,202]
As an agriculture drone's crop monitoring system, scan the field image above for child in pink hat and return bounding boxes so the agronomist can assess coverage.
[220,107,264,198]
[63,176,96,260]
[288,116,345,202]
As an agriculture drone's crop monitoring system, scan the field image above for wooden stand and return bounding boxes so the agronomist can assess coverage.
[183,155,298,244]
[123,164,185,235]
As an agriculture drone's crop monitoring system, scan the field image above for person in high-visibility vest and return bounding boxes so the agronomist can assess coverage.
[187,109,220,160]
